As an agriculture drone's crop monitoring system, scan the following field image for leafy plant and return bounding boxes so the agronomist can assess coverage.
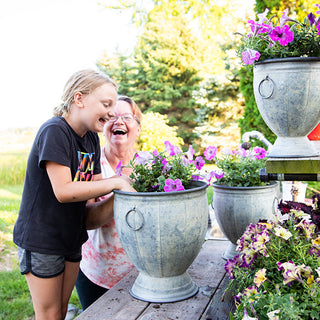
[119,141,268,192]
[125,141,200,192]
[237,5,320,65]
[225,199,320,319]
[214,146,268,187]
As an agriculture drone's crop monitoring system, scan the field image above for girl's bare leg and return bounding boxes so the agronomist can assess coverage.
[61,261,80,318]
[25,272,64,320]
[25,261,80,320]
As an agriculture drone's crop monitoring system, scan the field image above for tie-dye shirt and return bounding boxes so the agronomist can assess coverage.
[80,147,134,289]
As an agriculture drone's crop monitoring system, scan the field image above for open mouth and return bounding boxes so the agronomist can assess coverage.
[99,118,107,126]
[112,129,127,135]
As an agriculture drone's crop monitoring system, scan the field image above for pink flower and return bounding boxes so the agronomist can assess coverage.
[257,8,269,24]
[253,147,267,160]
[186,145,195,163]
[115,160,123,176]
[214,169,225,180]
[194,156,205,170]
[203,146,217,160]
[242,48,261,65]
[248,19,272,35]
[164,141,181,156]
[163,178,185,192]
[269,25,294,46]
[280,8,290,27]
[204,170,216,184]
[135,151,153,165]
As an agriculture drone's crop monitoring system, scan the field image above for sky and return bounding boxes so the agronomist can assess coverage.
[0,0,137,130]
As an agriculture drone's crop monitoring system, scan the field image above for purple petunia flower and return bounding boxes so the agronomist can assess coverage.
[163,178,185,192]
[214,169,225,180]
[242,48,261,65]
[203,146,218,161]
[135,151,153,165]
[164,141,181,156]
[280,8,290,26]
[247,19,272,35]
[308,12,315,26]
[186,145,195,163]
[269,25,294,46]
[115,160,123,176]
[194,156,205,170]
[253,147,267,160]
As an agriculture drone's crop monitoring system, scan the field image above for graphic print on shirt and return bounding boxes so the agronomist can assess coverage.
[74,151,95,181]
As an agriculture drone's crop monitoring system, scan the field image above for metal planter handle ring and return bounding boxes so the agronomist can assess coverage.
[258,75,275,99]
[125,207,144,231]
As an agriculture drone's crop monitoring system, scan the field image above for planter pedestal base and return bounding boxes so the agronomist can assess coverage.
[222,243,238,261]
[268,136,319,158]
[130,272,198,303]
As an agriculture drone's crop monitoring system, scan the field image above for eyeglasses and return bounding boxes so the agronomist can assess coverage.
[108,113,139,124]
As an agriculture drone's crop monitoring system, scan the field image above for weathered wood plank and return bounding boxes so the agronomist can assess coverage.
[202,274,235,320]
[75,239,230,320]
[136,239,230,320]
[75,269,149,320]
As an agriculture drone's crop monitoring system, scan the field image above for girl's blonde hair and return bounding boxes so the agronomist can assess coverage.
[53,69,118,117]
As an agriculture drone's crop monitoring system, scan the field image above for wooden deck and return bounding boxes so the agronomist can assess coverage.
[75,238,235,320]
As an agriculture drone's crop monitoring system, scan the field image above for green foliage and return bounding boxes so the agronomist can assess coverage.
[99,4,205,147]
[0,270,34,320]
[137,112,184,151]
[128,149,197,192]
[99,0,249,148]
[238,67,276,145]
[226,207,320,319]
[214,147,268,187]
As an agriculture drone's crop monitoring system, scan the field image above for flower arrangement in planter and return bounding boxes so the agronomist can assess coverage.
[237,5,320,65]
[224,198,320,320]
[213,146,268,187]
[118,141,268,192]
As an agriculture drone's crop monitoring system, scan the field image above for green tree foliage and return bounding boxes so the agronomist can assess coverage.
[99,0,252,148]
[99,2,205,147]
[137,112,184,151]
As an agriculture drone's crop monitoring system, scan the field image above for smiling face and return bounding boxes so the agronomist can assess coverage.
[104,99,141,149]
[72,83,118,136]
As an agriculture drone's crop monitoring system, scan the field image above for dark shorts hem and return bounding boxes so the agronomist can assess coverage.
[17,246,81,278]
[21,268,65,279]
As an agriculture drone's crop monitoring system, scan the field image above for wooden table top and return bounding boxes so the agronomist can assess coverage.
[75,238,235,320]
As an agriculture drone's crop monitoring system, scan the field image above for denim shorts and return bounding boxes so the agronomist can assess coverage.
[17,246,82,278]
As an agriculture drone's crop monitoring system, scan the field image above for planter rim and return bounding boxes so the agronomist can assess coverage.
[255,57,320,65]
[114,180,208,197]
[212,181,279,191]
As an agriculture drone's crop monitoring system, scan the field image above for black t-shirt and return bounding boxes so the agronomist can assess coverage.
[13,116,101,256]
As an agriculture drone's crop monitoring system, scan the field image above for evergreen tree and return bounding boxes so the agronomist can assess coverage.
[99,3,205,147]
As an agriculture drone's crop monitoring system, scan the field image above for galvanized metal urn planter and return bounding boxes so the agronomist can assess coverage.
[253,57,320,158]
[113,181,208,303]
[212,182,279,260]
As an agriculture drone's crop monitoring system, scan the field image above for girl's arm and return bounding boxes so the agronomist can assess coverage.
[46,161,135,203]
